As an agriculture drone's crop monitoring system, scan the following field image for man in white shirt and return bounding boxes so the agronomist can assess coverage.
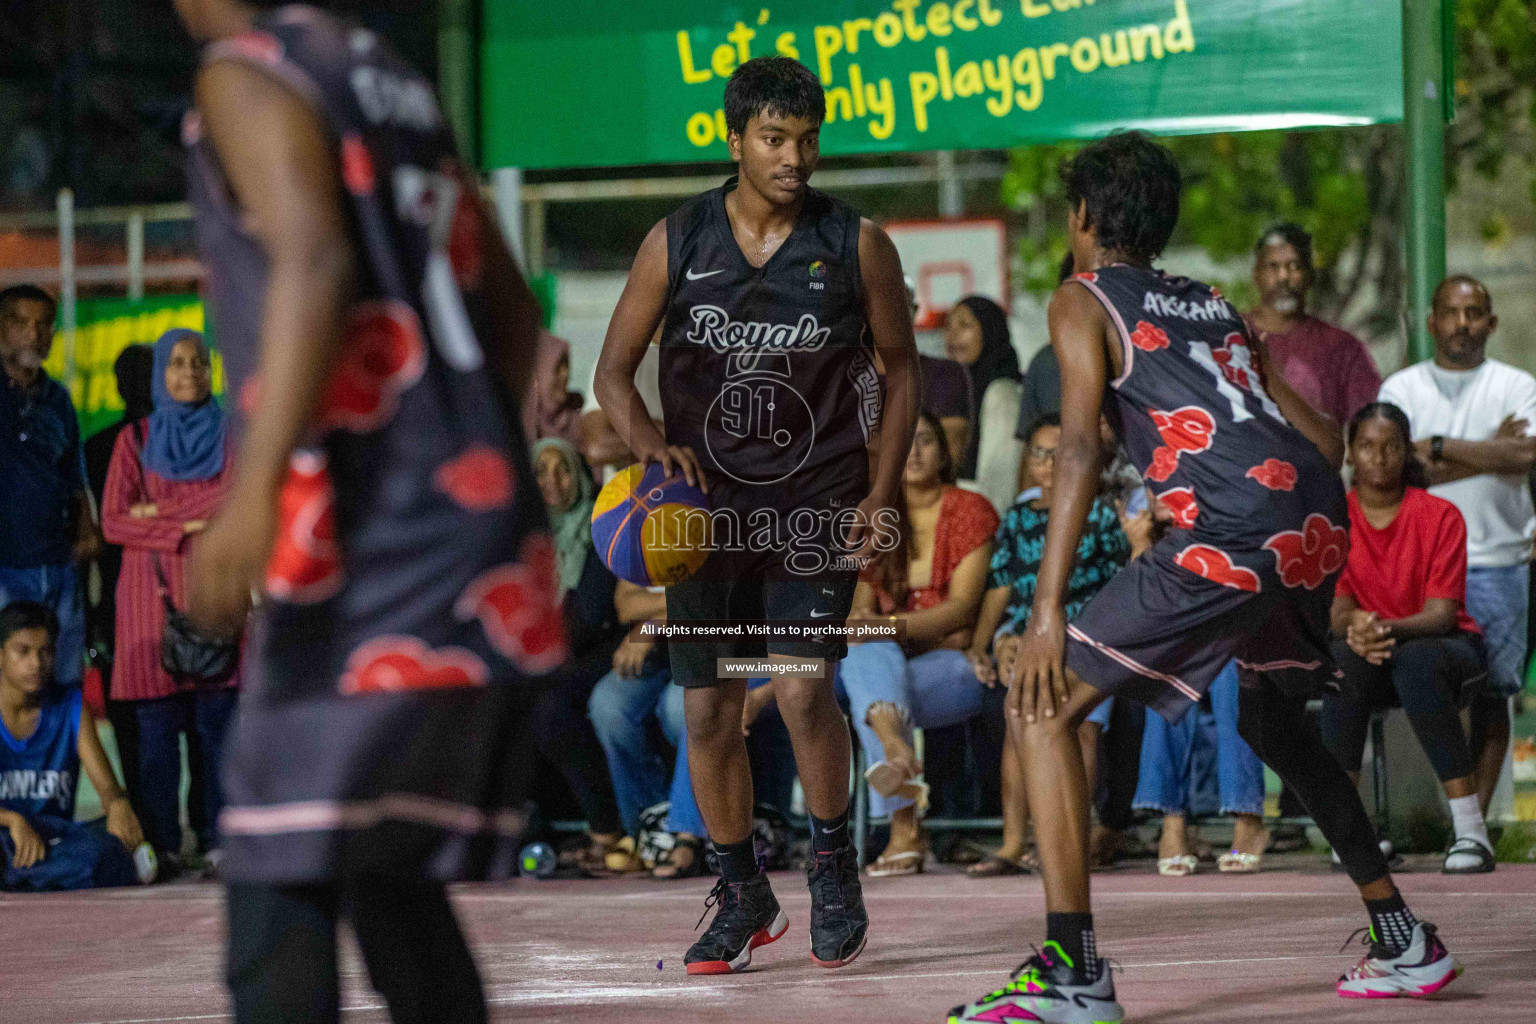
[1378,275,1536,813]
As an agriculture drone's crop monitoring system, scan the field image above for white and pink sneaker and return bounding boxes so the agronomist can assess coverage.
[1338,921,1461,999]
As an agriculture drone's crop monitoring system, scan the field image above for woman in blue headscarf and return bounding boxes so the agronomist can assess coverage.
[102,328,238,878]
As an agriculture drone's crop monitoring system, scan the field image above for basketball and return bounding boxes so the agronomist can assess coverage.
[591,462,712,586]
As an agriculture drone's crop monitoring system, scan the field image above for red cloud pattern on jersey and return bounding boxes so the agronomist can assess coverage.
[1130,320,1171,352]
[1263,513,1348,590]
[1246,458,1298,492]
[1156,487,1199,529]
[1145,406,1216,482]
[1212,332,1259,390]
[455,534,566,673]
[264,451,342,604]
[338,636,489,695]
[434,446,513,512]
[1175,544,1261,593]
[315,299,427,433]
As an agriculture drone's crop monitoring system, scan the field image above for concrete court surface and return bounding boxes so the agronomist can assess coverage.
[6,857,1533,1024]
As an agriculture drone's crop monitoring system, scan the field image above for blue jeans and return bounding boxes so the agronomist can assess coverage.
[135,690,239,855]
[2,814,138,891]
[1133,662,1264,817]
[1465,563,1529,697]
[0,563,84,688]
[835,643,983,817]
[588,669,705,838]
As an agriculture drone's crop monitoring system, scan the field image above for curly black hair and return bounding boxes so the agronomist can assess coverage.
[1061,131,1181,263]
[723,56,824,137]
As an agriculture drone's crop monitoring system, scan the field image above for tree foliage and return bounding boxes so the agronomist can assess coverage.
[1001,0,1536,337]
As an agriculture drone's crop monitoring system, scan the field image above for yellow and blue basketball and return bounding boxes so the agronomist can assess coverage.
[591,462,712,586]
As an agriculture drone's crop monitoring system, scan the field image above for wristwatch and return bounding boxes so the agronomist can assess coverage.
[1430,435,1446,462]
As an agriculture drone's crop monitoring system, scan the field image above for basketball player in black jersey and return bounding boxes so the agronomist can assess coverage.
[596,57,919,974]
[947,133,1459,1023]
[175,2,550,1022]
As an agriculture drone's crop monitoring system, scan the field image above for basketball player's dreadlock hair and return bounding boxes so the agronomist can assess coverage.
[723,57,825,137]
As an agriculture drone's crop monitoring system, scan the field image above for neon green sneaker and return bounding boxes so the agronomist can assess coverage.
[946,943,1123,1023]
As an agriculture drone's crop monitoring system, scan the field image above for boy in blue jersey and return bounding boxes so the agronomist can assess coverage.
[0,601,143,890]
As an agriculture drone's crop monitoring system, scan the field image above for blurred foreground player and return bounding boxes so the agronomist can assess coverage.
[174,2,554,1021]
[948,133,1461,1023]
[595,57,920,973]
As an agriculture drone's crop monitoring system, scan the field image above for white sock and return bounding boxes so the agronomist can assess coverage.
[1444,795,1491,870]
[1448,795,1490,850]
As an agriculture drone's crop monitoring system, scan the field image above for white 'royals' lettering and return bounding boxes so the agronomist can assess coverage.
[685,305,831,354]
[1142,292,1237,323]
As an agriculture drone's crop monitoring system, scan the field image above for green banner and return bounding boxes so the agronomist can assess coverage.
[42,295,220,439]
[482,0,1403,170]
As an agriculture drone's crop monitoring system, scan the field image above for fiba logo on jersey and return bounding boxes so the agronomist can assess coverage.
[703,347,817,485]
[808,260,826,291]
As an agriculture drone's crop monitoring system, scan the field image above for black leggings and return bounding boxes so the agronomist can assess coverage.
[1321,634,1484,785]
[227,879,487,1024]
[1236,677,1390,888]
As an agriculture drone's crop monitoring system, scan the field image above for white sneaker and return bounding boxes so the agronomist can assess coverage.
[1337,921,1461,999]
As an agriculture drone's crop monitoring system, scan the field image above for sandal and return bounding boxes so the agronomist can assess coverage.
[652,835,708,880]
[967,853,1031,878]
[1441,837,1496,875]
[865,759,922,798]
[598,835,646,875]
[1157,854,1198,877]
[867,848,925,878]
[1217,849,1264,873]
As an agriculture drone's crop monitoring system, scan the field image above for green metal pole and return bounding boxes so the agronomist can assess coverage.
[1402,0,1449,365]
[438,0,477,166]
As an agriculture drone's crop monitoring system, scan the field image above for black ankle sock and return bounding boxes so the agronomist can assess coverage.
[810,809,850,855]
[1045,912,1098,979]
[712,838,761,883]
[1364,893,1418,955]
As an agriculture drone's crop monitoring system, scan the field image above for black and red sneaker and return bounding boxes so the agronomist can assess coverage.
[684,876,789,975]
[808,844,868,967]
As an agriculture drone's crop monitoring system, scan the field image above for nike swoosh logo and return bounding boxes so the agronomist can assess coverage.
[685,268,725,281]
[809,610,834,618]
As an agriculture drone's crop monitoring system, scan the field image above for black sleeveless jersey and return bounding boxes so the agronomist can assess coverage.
[1074,265,1347,586]
[658,179,878,507]
[185,6,556,883]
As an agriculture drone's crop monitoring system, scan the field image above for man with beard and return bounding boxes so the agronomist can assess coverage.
[1245,224,1380,427]
[1380,275,1536,820]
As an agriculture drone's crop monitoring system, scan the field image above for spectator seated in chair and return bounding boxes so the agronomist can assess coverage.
[967,414,1131,877]
[833,411,998,878]
[0,601,145,890]
[1319,402,1496,875]
[528,438,628,874]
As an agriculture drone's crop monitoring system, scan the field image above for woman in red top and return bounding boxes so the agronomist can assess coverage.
[837,411,999,876]
[1321,402,1493,874]
[102,329,237,875]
